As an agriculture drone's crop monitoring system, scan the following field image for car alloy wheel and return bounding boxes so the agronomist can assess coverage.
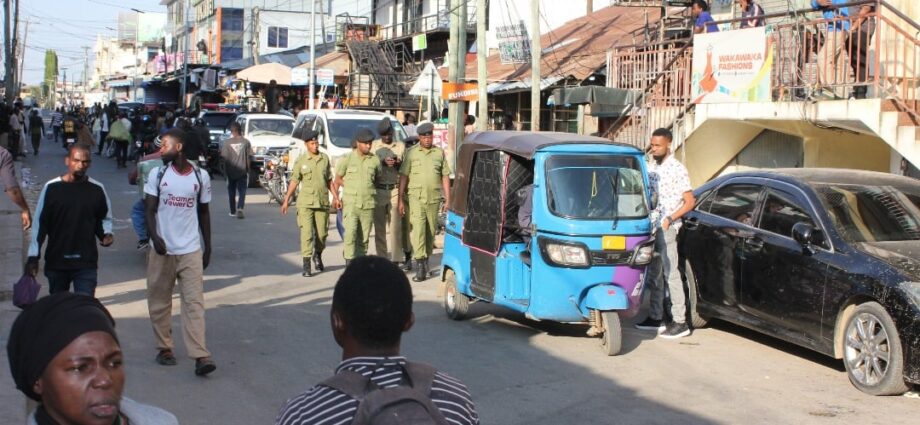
[842,302,908,395]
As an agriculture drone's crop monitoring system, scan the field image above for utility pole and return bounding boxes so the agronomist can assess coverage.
[455,0,467,145]
[530,0,540,131]
[4,0,12,103]
[10,0,19,98]
[17,17,29,97]
[447,0,460,146]
[308,0,316,110]
[587,0,593,16]
[179,0,190,109]
[62,68,67,108]
[476,0,487,130]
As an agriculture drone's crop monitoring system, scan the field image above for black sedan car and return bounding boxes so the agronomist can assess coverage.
[679,168,920,395]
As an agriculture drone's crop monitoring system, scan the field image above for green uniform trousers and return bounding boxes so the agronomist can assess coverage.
[409,200,440,260]
[373,188,405,261]
[343,206,374,260]
[297,208,329,258]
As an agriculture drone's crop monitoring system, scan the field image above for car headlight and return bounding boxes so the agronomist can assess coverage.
[255,146,268,155]
[899,282,920,307]
[631,240,656,266]
[539,238,589,268]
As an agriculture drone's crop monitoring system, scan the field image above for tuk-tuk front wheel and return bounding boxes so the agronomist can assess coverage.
[444,270,470,320]
[600,311,623,356]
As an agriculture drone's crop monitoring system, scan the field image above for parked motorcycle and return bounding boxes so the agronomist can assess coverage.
[259,152,295,205]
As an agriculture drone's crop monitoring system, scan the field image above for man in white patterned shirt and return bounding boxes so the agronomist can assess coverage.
[635,128,696,339]
[275,256,479,425]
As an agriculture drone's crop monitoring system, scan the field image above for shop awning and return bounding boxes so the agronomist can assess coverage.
[294,51,350,77]
[106,79,132,88]
[236,62,292,85]
[550,86,641,117]
[487,76,563,95]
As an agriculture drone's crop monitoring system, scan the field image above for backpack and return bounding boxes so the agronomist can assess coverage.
[320,362,450,425]
[155,162,204,204]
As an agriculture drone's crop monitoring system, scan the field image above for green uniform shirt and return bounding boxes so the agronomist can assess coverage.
[136,157,164,199]
[400,146,451,204]
[371,139,406,186]
[291,151,332,209]
[335,151,380,209]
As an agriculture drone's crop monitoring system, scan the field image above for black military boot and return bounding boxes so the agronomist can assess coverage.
[313,253,324,272]
[412,258,428,282]
[402,251,413,272]
[302,257,312,277]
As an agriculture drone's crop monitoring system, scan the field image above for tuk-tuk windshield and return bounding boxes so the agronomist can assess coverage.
[545,154,647,220]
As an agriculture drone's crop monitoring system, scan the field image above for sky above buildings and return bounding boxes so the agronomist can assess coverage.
[18,0,155,86]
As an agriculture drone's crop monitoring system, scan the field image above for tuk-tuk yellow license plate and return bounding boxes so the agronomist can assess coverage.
[602,236,626,251]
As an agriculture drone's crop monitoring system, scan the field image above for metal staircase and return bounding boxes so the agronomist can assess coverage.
[345,39,417,109]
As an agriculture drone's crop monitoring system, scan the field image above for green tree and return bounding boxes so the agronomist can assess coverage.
[43,50,58,108]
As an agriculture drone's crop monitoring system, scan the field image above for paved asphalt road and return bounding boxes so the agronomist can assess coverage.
[4,144,918,424]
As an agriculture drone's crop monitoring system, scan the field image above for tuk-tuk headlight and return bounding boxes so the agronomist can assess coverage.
[539,238,589,268]
[631,240,656,266]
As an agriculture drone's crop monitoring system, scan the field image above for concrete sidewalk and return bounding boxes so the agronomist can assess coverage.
[0,159,38,424]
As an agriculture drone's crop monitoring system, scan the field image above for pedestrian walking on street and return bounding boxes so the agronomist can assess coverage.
[281,129,337,277]
[371,118,408,264]
[1,145,31,229]
[333,127,380,265]
[144,128,216,377]
[51,107,63,147]
[220,121,253,218]
[275,256,480,425]
[635,128,696,339]
[398,122,451,282]
[108,113,132,168]
[29,109,45,155]
[9,104,23,159]
[7,292,179,425]
[62,113,78,149]
[129,137,164,250]
[26,146,114,297]
[97,103,113,155]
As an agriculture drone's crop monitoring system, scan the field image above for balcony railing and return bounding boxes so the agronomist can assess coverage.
[605,0,920,148]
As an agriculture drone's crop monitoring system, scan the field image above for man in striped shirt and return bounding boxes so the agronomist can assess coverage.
[275,256,479,425]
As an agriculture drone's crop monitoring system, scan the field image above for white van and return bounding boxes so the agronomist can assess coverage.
[291,110,409,165]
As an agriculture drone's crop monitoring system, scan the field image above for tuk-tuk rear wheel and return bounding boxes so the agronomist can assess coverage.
[600,311,623,356]
[444,270,470,321]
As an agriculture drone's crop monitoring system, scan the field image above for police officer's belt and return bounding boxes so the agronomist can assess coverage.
[375,184,397,190]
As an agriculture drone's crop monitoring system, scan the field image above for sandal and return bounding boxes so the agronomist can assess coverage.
[155,349,177,366]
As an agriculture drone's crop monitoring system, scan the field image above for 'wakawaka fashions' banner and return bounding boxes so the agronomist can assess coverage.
[691,27,773,104]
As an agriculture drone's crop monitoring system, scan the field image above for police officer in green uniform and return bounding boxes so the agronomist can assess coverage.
[371,118,408,265]
[281,129,337,277]
[333,127,380,264]
[398,122,451,282]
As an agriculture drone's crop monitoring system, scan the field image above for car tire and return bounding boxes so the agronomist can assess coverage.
[842,302,909,395]
[444,270,470,321]
[600,311,623,356]
[684,261,710,329]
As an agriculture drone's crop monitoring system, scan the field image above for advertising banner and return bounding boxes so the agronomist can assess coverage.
[291,68,310,86]
[691,27,773,104]
[442,82,479,102]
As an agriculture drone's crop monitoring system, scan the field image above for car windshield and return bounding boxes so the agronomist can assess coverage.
[248,119,293,136]
[545,154,647,220]
[816,183,920,242]
[327,118,408,148]
[202,114,235,129]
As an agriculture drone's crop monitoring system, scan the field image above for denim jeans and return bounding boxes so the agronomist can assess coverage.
[132,199,148,241]
[46,268,98,297]
[646,226,687,324]
[227,176,248,214]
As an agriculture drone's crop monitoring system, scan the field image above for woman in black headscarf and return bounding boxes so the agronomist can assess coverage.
[7,292,177,425]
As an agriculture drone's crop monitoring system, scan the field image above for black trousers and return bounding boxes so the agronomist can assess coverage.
[847,30,873,98]
[115,139,129,166]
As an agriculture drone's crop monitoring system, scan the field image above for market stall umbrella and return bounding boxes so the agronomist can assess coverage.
[237,62,292,85]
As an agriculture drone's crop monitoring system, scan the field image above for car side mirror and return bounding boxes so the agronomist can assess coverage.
[792,222,824,251]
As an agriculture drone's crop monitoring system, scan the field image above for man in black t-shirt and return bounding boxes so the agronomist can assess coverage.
[26,146,114,297]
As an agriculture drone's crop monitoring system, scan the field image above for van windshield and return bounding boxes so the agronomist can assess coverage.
[248,119,294,136]
[545,155,647,220]
[327,118,408,148]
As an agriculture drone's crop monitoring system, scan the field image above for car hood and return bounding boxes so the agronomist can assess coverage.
[249,134,298,148]
[855,241,920,280]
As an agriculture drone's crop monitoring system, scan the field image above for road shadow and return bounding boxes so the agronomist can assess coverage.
[706,319,845,372]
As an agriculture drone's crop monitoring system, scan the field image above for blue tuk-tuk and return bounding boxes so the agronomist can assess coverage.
[441,131,655,355]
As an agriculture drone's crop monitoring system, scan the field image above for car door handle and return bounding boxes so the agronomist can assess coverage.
[746,237,764,250]
[684,217,700,230]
